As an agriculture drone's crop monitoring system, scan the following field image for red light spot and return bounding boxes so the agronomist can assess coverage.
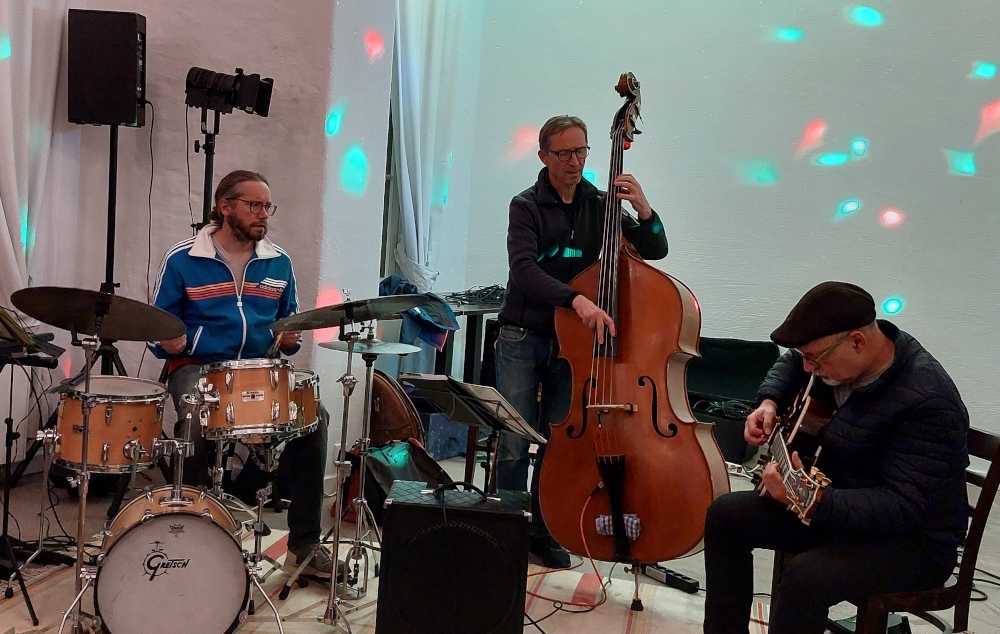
[505,126,540,163]
[880,209,904,228]
[61,355,72,379]
[975,99,1000,146]
[794,119,827,159]
[365,30,385,63]
[624,141,631,150]
[313,287,345,343]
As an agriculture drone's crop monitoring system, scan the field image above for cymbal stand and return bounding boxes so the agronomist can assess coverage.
[245,445,284,634]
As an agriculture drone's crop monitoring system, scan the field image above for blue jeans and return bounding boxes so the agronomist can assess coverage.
[494,325,571,537]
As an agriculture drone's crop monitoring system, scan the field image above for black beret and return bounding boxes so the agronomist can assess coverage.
[770,281,876,348]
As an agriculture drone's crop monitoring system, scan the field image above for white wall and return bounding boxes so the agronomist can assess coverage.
[462,0,1000,431]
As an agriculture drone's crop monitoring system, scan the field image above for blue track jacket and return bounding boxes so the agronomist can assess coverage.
[149,225,300,363]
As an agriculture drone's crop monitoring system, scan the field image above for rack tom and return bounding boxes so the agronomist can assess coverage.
[55,376,166,473]
[289,370,321,438]
[199,358,296,443]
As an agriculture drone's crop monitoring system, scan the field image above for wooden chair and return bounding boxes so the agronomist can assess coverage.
[773,427,1000,634]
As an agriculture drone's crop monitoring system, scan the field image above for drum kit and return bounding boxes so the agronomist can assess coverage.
[8,286,427,634]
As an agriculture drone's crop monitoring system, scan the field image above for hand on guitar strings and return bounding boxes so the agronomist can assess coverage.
[571,295,616,344]
[761,451,804,506]
[744,399,778,446]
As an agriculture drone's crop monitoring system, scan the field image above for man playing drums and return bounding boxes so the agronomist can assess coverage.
[150,169,337,578]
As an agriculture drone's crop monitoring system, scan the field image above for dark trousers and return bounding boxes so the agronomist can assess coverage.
[703,490,956,634]
[493,326,572,538]
[167,363,329,551]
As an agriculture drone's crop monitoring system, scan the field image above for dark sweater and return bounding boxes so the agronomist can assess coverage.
[758,321,970,548]
[498,168,668,337]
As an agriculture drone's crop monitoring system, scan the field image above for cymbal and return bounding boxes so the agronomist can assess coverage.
[11,287,186,342]
[271,294,431,332]
[319,339,421,356]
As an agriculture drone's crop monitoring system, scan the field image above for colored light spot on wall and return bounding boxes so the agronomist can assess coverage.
[794,119,827,159]
[974,100,1000,146]
[650,218,663,234]
[770,27,803,42]
[970,62,996,79]
[562,247,583,258]
[849,6,883,27]
[945,149,976,176]
[739,160,779,186]
[880,209,904,228]
[313,287,344,343]
[816,153,849,166]
[340,145,369,196]
[0,37,10,60]
[582,170,597,184]
[851,139,868,157]
[840,200,861,215]
[506,126,539,163]
[365,30,385,62]
[882,298,904,314]
[61,354,72,379]
[325,100,346,136]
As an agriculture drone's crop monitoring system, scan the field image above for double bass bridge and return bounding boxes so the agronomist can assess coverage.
[586,403,639,413]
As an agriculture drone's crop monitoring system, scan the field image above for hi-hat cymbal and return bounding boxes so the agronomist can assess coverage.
[319,339,421,356]
[271,295,431,332]
[11,287,185,342]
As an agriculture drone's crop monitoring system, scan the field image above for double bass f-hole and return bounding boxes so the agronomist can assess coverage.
[568,378,593,440]
[638,375,676,438]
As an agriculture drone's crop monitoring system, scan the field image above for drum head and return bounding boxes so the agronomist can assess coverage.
[95,513,248,634]
[71,376,166,397]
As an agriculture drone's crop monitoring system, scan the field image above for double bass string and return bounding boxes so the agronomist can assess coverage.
[594,128,619,457]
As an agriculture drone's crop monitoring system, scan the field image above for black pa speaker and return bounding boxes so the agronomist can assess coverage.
[68,9,146,127]
[376,481,530,634]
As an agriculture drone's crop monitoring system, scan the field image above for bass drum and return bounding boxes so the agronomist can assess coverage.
[95,486,249,634]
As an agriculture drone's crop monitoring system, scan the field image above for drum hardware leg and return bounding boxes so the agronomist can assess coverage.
[249,570,285,634]
[58,567,95,634]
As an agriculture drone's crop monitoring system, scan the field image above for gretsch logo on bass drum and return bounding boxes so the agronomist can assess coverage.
[142,541,191,580]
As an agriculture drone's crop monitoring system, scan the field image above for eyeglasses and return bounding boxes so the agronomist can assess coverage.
[227,197,278,217]
[544,146,590,162]
[794,332,851,366]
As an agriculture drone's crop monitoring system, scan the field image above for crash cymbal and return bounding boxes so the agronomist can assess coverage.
[11,287,185,342]
[271,295,431,331]
[319,339,421,356]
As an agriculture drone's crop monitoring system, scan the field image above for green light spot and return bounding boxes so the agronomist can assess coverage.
[562,247,583,258]
[325,101,346,136]
[971,62,997,79]
[840,200,861,215]
[582,170,597,184]
[339,145,369,196]
[0,37,10,60]
[850,6,883,27]
[816,153,849,166]
[770,27,803,42]
[740,160,779,186]
[650,218,663,234]
[851,139,867,156]
[945,149,976,176]
[882,298,904,314]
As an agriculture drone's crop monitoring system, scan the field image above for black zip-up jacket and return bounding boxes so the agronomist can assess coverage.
[758,321,969,550]
[498,168,669,338]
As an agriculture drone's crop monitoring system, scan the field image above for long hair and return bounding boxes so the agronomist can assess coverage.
[208,170,269,224]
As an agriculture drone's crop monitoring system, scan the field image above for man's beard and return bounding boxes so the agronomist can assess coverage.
[227,213,266,242]
[818,376,843,387]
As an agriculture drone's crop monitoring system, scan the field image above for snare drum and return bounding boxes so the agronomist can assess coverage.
[289,370,321,438]
[95,485,248,634]
[200,358,296,443]
[55,376,166,473]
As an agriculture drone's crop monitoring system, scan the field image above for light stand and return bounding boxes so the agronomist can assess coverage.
[193,107,221,230]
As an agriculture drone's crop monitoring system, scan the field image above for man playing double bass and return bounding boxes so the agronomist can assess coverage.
[703,281,969,634]
[495,115,668,568]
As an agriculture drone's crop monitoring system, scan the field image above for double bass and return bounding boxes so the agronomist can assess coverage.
[538,73,730,567]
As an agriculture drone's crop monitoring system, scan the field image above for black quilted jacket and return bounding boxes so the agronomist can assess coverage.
[757,321,969,546]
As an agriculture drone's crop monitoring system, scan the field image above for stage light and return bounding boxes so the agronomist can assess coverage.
[185,67,272,117]
[945,149,976,176]
[795,119,827,159]
[816,153,849,166]
[852,139,868,157]
[583,170,597,184]
[740,160,779,186]
[840,200,861,215]
[325,101,346,136]
[970,62,997,79]
[850,6,883,27]
[340,145,369,196]
[0,36,10,60]
[770,27,804,42]
[882,298,904,314]
[365,30,385,62]
[880,209,904,227]
[974,99,1000,146]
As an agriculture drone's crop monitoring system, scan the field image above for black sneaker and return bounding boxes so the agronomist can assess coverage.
[529,535,571,569]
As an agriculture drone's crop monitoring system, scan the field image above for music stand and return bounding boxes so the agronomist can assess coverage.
[398,373,544,494]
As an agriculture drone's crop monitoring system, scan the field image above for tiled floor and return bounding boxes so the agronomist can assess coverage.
[0,456,997,633]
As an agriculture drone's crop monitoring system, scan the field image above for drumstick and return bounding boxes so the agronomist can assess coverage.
[266,331,283,359]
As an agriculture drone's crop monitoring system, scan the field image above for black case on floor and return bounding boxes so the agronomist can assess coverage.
[376,481,530,634]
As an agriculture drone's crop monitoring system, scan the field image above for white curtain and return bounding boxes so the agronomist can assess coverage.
[391,0,472,292]
[0,0,68,302]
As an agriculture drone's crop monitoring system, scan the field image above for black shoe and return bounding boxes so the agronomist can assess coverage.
[529,535,571,569]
